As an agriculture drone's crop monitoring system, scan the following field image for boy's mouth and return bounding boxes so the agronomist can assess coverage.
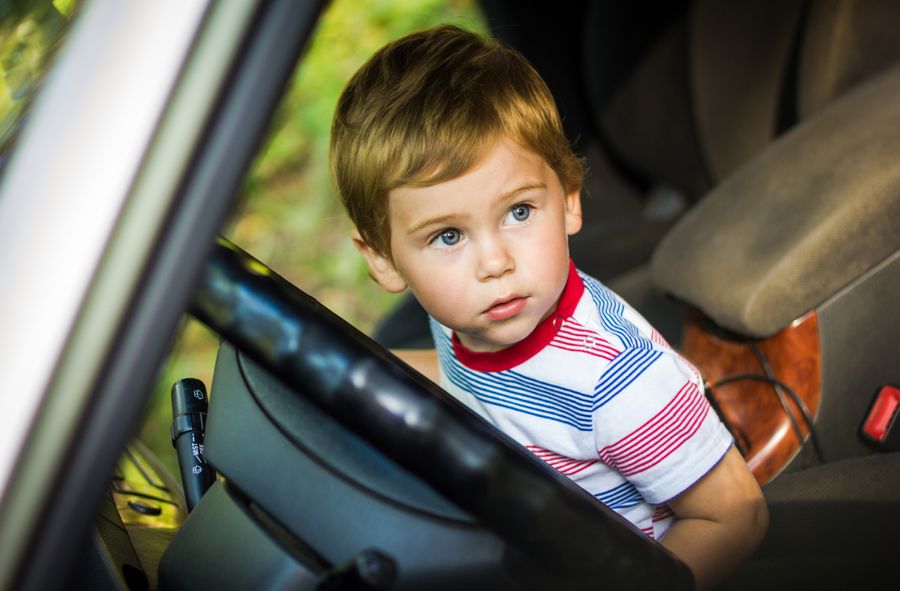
[484,296,527,322]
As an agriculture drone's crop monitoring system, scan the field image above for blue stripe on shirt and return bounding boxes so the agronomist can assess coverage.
[580,272,653,351]
[431,320,660,431]
[595,481,643,510]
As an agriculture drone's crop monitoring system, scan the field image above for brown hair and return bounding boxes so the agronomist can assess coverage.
[330,24,583,257]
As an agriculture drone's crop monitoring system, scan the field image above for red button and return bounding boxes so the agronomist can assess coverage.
[863,386,900,442]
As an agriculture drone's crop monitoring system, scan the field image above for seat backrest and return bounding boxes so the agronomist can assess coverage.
[592,0,804,200]
[592,0,900,203]
[798,0,900,120]
[688,0,805,181]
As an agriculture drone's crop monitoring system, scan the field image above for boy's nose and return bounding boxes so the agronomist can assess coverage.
[476,236,515,281]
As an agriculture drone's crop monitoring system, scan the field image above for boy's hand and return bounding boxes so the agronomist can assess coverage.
[661,446,769,590]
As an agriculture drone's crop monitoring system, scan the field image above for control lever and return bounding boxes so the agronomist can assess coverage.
[170,378,217,511]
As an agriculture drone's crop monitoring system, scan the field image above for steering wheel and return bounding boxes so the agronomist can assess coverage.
[190,238,693,590]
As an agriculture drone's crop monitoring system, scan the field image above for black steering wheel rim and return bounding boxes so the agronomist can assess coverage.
[190,237,693,590]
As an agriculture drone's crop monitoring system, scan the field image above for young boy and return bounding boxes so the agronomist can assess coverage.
[330,25,767,590]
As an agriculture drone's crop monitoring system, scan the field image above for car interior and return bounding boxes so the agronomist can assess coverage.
[371,1,900,584]
[3,0,899,590]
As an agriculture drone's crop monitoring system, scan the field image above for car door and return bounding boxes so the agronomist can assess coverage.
[0,2,324,589]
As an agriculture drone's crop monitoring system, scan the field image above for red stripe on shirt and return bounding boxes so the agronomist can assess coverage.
[653,505,674,521]
[526,445,598,476]
[616,393,707,475]
[649,328,670,349]
[602,388,707,475]
[598,382,710,476]
[549,320,619,361]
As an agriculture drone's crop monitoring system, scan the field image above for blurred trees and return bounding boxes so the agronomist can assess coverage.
[141,0,486,477]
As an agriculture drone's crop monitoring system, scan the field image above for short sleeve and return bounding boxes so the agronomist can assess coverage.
[592,347,733,504]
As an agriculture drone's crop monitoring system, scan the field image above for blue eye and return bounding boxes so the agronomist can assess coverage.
[432,228,462,248]
[506,204,532,223]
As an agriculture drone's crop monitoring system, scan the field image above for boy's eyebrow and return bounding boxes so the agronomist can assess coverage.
[500,181,546,201]
[406,214,458,236]
[405,182,547,236]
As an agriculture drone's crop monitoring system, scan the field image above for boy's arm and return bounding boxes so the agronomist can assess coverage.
[391,349,440,383]
[660,446,769,590]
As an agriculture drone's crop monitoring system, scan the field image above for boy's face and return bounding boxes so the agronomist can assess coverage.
[355,137,582,352]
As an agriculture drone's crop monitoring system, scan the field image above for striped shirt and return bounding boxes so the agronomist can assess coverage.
[430,261,733,539]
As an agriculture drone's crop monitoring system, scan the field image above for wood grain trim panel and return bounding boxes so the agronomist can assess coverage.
[680,311,821,485]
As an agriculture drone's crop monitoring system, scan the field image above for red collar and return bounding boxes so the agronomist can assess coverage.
[452,260,584,372]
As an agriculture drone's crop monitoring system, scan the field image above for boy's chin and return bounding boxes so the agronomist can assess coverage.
[457,323,535,353]
[457,337,507,354]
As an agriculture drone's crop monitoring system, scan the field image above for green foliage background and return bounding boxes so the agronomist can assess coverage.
[139,0,487,478]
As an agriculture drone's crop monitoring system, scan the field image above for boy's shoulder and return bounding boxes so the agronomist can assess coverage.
[574,268,679,351]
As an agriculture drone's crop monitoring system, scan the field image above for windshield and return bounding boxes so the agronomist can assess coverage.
[0,0,78,169]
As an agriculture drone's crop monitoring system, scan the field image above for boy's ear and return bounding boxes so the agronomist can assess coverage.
[351,228,408,293]
[564,185,583,236]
